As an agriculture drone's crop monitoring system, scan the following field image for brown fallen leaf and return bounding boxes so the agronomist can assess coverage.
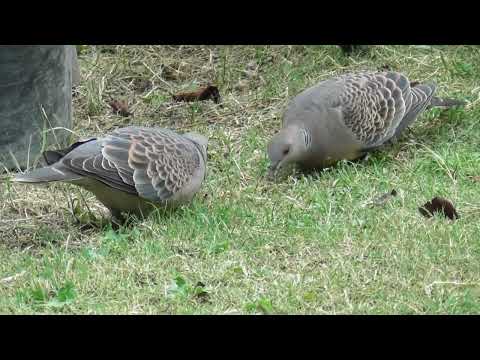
[109,99,132,117]
[173,85,220,104]
[419,196,459,220]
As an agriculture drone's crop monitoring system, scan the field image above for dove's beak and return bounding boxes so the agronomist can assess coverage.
[266,162,279,179]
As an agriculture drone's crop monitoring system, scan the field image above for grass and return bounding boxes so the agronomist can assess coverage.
[1,45,480,314]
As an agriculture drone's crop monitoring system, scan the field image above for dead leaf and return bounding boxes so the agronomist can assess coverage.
[173,85,220,104]
[109,99,132,117]
[419,196,459,220]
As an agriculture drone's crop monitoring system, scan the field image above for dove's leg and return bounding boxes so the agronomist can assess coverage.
[110,208,126,229]
[357,152,370,162]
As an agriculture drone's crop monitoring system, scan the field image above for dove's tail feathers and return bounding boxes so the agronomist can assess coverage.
[43,150,66,165]
[11,166,82,184]
[429,96,466,108]
[388,83,436,142]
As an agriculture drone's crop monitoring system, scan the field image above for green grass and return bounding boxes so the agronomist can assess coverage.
[1,45,480,314]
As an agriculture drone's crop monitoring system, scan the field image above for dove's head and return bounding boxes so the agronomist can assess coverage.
[184,132,208,159]
[267,125,309,178]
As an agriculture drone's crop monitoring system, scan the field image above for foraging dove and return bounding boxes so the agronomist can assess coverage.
[6,126,208,225]
[267,70,465,176]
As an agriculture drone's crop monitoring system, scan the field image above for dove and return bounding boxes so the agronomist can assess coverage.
[267,71,465,177]
[5,126,208,225]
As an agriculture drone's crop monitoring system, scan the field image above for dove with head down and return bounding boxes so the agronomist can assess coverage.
[6,126,208,225]
[267,71,465,177]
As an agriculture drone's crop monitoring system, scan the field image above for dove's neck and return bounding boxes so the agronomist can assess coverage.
[280,125,310,165]
[285,124,311,150]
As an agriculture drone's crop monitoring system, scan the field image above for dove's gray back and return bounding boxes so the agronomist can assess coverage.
[59,127,206,203]
[12,126,208,218]
[284,71,437,150]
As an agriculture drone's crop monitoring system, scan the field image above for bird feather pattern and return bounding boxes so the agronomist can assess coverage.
[7,126,208,223]
[268,70,465,174]
[285,71,440,148]
[57,126,204,201]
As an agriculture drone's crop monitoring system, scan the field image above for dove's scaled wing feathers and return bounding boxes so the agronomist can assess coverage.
[109,127,203,202]
[336,71,410,148]
[57,126,203,203]
[336,71,437,147]
[285,71,437,150]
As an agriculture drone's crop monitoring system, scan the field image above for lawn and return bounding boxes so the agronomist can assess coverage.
[0,45,479,314]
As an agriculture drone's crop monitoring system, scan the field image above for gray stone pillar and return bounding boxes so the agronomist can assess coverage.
[0,45,77,172]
